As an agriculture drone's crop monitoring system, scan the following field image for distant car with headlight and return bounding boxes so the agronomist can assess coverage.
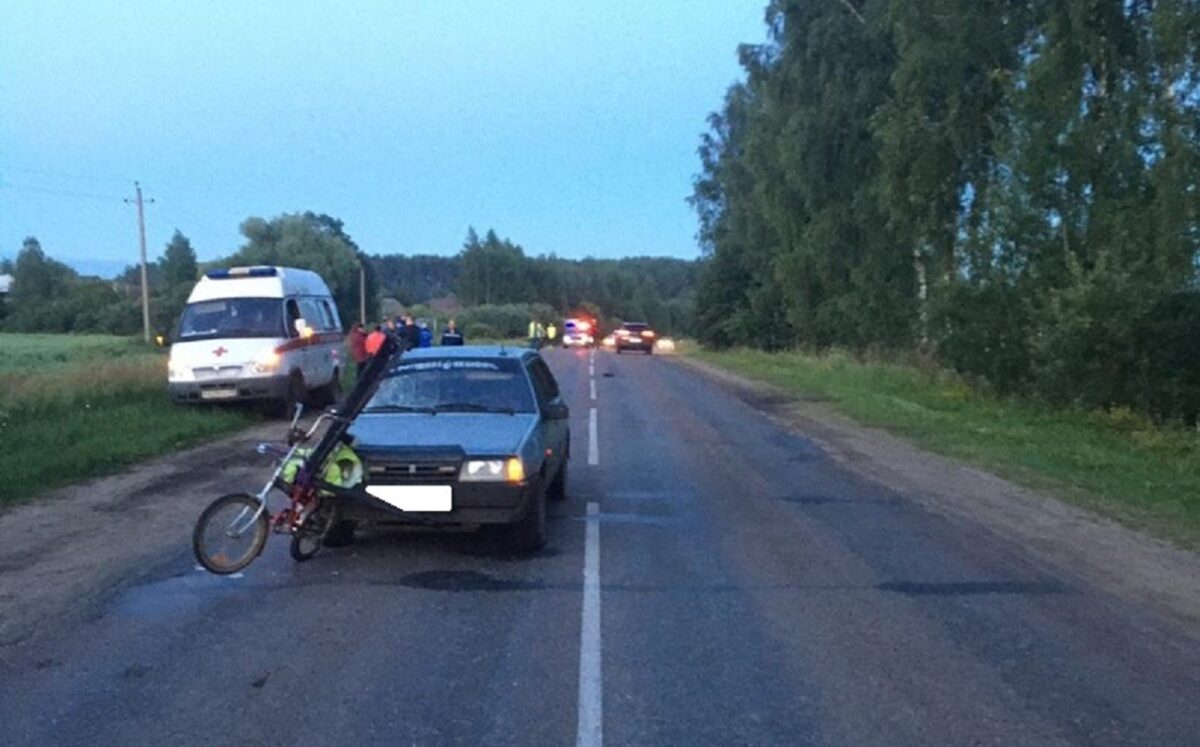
[561,318,595,348]
[167,266,344,413]
[614,321,656,354]
[342,345,570,551]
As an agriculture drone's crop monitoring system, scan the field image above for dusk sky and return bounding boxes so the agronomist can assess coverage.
[1,1,767,275]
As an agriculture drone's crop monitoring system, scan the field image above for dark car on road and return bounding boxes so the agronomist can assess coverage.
[338,346,569,551]
[614,321,655,354]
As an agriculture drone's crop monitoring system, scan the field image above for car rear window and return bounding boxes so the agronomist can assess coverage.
[367,357,536,413]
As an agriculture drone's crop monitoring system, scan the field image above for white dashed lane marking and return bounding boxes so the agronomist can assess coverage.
[587,407,599,466]
[576,501,603,747]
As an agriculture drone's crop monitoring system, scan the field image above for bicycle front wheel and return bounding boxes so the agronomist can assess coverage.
[289,500,337,563]
[193,493,270,574]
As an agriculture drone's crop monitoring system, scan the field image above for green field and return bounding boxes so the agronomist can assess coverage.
[0,333,149,373]
[689,347,1200,549]
[0,333,257,505]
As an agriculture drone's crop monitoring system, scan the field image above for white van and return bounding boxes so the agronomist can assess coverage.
[167,266,344,410]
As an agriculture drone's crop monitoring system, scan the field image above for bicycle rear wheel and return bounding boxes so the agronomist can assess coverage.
[289,500,336,562]
[193,493,270,574]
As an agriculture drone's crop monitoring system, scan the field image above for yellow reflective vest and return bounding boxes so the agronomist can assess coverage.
[282,442,363,491]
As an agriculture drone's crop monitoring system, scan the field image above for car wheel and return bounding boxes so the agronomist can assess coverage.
[277,371,307,418]
[510,482,547,552]
[315,368,341,406]
[548,462,567,502]
[322,519,357,547]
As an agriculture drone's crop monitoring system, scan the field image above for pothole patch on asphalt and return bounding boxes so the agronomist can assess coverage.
[122,664,151,679]
[779,493,901,507]
[460,545,561,562]
[877,580,1067,596]
[398,570,543,592]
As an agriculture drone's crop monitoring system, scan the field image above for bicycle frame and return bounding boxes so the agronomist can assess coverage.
[237,332,404,536]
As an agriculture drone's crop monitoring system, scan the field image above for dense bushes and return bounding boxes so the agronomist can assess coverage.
[2,239,143,336]
[456,303,556,339]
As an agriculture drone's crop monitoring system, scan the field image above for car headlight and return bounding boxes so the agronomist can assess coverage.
[251,349,282,374]
[460,457,525,483]
[167,358,184,379]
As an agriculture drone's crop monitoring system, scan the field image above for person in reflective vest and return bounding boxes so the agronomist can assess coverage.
[365,325,386,357]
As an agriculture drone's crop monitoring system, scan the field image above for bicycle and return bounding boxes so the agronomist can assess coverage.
[192,333,401,575]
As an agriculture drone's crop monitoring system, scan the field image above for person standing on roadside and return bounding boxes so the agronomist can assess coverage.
[441,319,464,346]
[418,321,433,348]
[365,324,387,358]
[348,322,369,378]
[546,322,558,349]
[402,315,420,351]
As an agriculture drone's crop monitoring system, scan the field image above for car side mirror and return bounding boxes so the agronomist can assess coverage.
[544,402,569,420]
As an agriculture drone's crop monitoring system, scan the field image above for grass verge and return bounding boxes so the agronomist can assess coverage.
[0,334,258,505]
[688,346,1200,549]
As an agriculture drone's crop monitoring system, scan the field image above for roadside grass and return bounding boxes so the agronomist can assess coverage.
[688,346,1200,549]
[0,334,258,505]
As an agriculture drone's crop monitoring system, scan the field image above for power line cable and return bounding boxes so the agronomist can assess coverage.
[0,180,125,202]
[0,164,131,184]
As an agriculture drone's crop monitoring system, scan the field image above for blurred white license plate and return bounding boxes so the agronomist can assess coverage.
[366,485,452,512]
[200,388,238,400]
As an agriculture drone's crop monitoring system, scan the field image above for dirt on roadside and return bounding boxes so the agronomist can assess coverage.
[0,423,279,647]
[673,356,1200,635]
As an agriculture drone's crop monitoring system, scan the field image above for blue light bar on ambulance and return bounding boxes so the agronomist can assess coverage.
[205,266,278,280]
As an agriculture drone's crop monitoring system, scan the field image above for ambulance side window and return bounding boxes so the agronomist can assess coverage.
[285,299,302,337]
[319,300,339,331]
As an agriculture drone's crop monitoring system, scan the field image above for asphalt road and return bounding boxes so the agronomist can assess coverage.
[2,348,1200,746]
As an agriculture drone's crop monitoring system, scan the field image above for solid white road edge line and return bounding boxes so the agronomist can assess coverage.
[577,501,603,747]
[588,407,599,466]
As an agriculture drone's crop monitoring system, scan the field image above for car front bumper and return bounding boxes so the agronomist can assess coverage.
[336,479,542,526]
[616,339,653,351]
[168,374,291,403]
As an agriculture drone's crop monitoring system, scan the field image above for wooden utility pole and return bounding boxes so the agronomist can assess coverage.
[124,182,154,343]
[359,260,367,324]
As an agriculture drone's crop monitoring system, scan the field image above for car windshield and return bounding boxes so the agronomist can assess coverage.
[365,357,536,414]
[177,298,284,340]
[621,323,649,332]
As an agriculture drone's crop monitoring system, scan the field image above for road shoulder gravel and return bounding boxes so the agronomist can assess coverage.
[0,423,278,648]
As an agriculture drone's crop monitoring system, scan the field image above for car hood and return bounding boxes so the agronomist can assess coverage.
[349,412,538,456]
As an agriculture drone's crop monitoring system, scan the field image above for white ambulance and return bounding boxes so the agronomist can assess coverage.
[167,266,344,411]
